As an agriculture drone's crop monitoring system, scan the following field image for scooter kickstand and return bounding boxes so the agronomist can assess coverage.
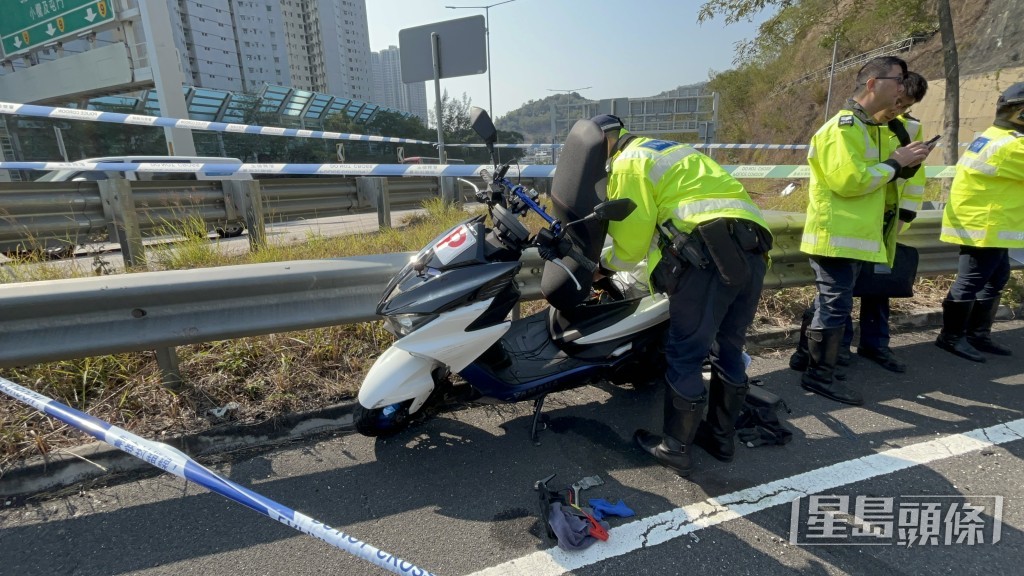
[530,394,548,445]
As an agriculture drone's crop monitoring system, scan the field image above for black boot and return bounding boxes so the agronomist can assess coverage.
[634,385,706,477]
[694,372,748,462]
[789,308,813,371]
[801,326,864,405]
[967,297,1012,356]
[791,308,848,377]
[935,299,986,362]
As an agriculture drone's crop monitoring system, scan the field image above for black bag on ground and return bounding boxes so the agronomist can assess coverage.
[853,243,919,298]
[735,385,793,447]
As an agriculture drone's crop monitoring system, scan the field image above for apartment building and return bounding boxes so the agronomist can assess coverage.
[165,0,372,100]
[371,45,428,123]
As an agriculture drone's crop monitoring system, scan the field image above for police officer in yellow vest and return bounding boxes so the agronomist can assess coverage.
[592,115,773,477]
[935,82,1024,361]
[790,71,932,376]
[799,56,931,405]
[849,71,932,371]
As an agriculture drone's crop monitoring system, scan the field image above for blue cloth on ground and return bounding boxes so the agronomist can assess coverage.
[587,498,635,521]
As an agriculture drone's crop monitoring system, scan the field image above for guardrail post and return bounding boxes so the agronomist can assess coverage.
[440,176,456,204]
[224,180,266,251]
[155,347,183,391]
[98,178,145,268]
[358,177,391,229]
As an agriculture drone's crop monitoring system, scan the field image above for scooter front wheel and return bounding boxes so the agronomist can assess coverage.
[353,400,415,437]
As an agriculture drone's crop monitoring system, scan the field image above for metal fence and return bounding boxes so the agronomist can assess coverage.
[0,176,549,261]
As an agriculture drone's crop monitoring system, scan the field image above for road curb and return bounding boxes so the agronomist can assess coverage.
[1,305,1014,499]
[1,402,356,499]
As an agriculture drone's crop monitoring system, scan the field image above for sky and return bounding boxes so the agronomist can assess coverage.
[364,0,774,119]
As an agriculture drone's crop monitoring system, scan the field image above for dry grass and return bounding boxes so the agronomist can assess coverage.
[0,199,468,473]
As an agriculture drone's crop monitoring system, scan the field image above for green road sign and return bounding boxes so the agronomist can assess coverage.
[1,0,115,58]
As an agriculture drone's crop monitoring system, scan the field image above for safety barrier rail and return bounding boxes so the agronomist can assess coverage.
[2,210,1018,385]
[0,176,542,262]
[0,165,956,262]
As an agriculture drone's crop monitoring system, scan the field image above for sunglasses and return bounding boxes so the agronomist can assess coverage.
[873,76,906,82]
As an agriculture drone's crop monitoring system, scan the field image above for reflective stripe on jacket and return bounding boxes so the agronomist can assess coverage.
[601,136,770,278]
[940,126,1024,248]
[801,108,897,264]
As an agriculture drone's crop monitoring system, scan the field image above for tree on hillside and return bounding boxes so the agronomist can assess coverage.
[936,0,959,167]
[700,0,959,163]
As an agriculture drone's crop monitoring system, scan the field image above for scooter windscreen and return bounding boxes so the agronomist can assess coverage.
[541,119,609,311]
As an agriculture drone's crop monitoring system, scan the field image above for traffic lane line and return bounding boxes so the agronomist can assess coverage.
[468,418,1024,576]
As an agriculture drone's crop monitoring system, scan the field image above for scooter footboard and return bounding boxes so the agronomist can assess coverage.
[358,346,436,414]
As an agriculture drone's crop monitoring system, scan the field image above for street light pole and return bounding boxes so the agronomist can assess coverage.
[446,0,518,116]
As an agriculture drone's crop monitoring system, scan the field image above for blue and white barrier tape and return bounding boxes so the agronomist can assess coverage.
[0,376,438,576]
[0,161,959,179]
[0,100,975,150]
[0,101,436,145]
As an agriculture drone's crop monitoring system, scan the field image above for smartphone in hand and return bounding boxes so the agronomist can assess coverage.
[925,134,942,148]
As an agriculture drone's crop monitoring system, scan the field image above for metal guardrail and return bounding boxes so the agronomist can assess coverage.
[2,210,1015,381]
[1,166,958,260]
[0,176,548,259]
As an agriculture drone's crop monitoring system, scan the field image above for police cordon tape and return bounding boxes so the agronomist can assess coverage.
[0,100,436,146]
[0,100,968,151]
[0,374,439,576]
[0,160,961,179]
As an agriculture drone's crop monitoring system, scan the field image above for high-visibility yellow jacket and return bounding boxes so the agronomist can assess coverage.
[601,135,769,279]
[801,105,900,264]
[940,125,1024,248]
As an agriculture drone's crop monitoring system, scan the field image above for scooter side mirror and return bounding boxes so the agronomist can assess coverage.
[592,198,636,222]
[470,107,498,144]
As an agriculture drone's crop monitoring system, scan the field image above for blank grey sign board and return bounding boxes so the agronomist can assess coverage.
[399,15,487,83]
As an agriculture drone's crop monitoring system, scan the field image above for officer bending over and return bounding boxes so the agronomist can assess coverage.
[593,114,772,477]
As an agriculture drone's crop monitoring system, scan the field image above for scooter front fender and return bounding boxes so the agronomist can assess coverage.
[358,346,436,414]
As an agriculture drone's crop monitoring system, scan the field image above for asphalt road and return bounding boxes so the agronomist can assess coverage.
[0,321,1021,576]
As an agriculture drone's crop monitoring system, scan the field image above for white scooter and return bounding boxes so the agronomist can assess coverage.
[354,109,670,441]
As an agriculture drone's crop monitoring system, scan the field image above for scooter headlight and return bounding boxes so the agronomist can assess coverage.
[384,313,437,337]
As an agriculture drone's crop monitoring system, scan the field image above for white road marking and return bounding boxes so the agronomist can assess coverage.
[469,418,1024,576]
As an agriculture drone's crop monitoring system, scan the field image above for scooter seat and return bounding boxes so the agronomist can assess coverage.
[547,298,643,344]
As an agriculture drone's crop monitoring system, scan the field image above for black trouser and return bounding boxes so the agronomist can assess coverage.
[808,256,862,332]
[664,250,766,398]
[948,246,1010,301]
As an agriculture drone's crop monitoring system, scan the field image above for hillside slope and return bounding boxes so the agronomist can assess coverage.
[711,0,1023,155]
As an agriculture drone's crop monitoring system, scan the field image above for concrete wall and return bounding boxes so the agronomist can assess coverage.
[912,66,1024,148]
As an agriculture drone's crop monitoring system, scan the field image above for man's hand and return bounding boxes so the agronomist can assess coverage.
[890,141,931,168]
